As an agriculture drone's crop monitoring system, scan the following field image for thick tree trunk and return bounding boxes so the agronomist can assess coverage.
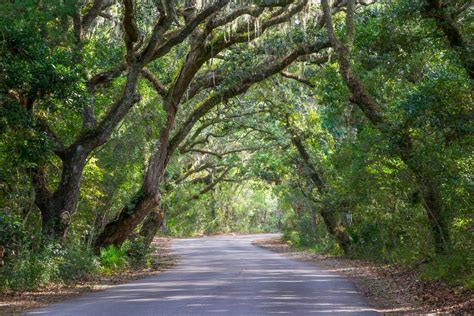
[398,135,450,254]
[422,180,450,254]
[31,64,142,241]
[320,207,352,255]
[95,43,207,250]
[94,192,158,251]
[139,208,165,248]
[33,149,88,240]
[95,103,174,250]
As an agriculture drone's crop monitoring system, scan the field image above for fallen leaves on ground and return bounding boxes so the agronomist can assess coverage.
[0,238,177,316]
[253,238,473,315]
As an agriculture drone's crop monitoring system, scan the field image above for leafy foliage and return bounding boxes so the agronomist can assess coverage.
[99,246,128,275]
[0,0,472,293]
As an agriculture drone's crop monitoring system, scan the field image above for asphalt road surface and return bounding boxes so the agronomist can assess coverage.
[26,234,377,315]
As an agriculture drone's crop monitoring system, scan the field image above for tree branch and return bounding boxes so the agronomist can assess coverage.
[423,0,473,79]
[82,0,106,36]
[146,0,231,63]
[35,118,66,158]
[185,70,225,101]
[174,162,215,185]
[85,65,127,129]
[280,71,315,87]
[71,64,142,153]
[211,0,309,53]
[321,0,386,129]
[168,40,330,155]
[189,166,233,199]
[141,68,167,97]
[123,0,140,58]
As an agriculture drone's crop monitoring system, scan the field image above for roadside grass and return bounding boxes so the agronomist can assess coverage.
[98,245,128,275]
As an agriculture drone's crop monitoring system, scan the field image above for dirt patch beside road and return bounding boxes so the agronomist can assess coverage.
[253,237,473,315]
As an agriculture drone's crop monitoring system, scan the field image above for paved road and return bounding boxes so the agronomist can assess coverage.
[27,234,377,315]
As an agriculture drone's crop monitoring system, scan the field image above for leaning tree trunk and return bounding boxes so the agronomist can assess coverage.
[423,183,450,254]
[320,0,451,254]
[414,172,450,254]
[94,40,206,251]
[94,192,159,251]
[94,133,171,251]
[139,208,165,248]
[95,104,175,251]
[290,134,353,255]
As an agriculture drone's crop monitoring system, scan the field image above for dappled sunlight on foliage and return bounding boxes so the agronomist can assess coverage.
[0,1,472,310]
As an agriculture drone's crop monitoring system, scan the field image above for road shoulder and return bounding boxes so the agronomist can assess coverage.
[252,237,473,315]
[0,238,177,316]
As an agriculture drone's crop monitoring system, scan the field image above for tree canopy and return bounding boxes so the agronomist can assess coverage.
[0,0,473,291]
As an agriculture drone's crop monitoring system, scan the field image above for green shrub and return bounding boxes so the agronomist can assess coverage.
[0,242,98,291]
[422,250,474,288]
[58,245,99,281]
[0,243,59,290]
[123,236,153,268]
[283,230,301,247]
[0,212,27,252]
[464,273,474,290]
[99,245,128,274]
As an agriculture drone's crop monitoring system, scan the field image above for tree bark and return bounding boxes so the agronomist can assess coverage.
[94,111,173,250]
[139,208,165,248]
[320,207,352,255]
[94,191,157,251]
[94,56,185,250]
[290,134,352,255]
[31,64,142,240]
[36,150,88,239]
[423,0,473,80]
[321,0,450,254]
[421,179,450,254]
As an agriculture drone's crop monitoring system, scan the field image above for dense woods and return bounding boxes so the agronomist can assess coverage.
[0,0,472,293]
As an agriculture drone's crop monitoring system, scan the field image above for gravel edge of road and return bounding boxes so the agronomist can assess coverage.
[252,237,474,315]
[0,238,177,316]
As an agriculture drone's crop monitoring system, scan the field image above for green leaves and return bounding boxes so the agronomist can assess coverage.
[0,0,472,292]
[99,246,128,274]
